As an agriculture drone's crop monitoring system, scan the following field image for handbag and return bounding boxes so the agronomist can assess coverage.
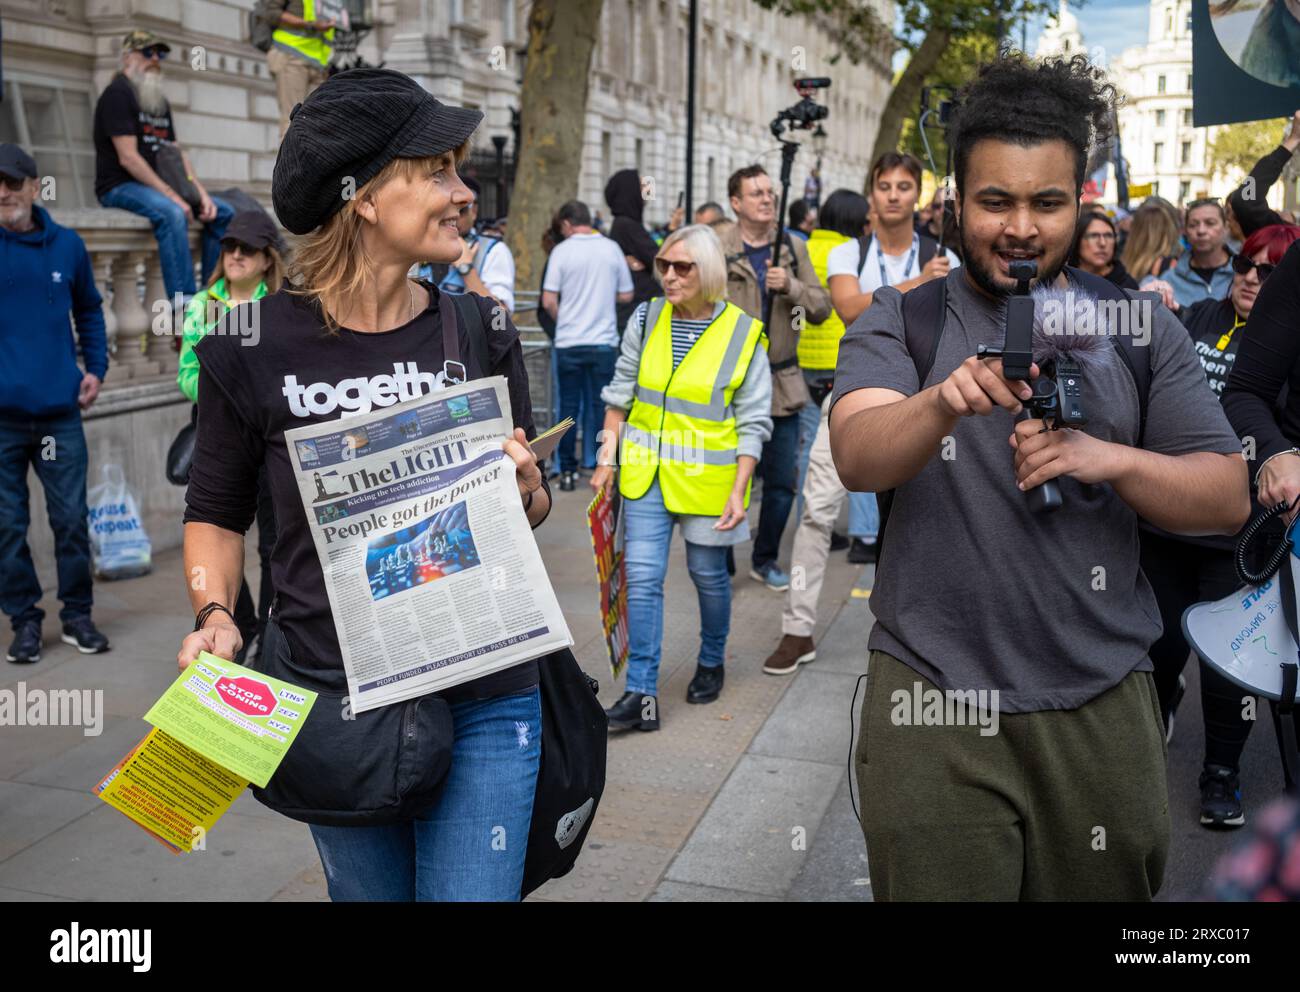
[521,647,609,896]
[166,405,198,486]
[155,140,203,215]
[250,617,455,826]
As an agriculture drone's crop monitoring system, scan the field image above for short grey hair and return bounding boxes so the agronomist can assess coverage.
[655,223,727,303]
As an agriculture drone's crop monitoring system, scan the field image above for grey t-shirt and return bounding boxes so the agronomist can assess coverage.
[830,271,1241,713]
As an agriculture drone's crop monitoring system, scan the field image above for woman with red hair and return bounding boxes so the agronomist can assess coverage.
[1141,223,1300,831]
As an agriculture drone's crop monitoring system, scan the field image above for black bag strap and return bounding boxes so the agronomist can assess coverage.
[898,273,949,387]
[918,233,939,269]
[445,290,492,382]
[855,234,872,278]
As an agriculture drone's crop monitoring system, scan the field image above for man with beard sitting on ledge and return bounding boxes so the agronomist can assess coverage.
[94,30,234,305]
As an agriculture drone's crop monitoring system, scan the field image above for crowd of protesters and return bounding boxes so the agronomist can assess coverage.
[9,27,1300,904]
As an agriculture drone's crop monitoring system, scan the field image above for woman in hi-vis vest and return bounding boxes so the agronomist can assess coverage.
[591,225,772,730]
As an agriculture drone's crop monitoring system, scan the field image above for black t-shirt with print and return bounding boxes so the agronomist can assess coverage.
[1181,296,1241,396]
[184,285,547,702]
[93,74,176,198]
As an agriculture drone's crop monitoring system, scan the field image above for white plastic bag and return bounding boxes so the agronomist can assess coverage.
[86,464,153,580]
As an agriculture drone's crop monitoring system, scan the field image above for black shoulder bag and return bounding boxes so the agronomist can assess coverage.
[448,291,608,895]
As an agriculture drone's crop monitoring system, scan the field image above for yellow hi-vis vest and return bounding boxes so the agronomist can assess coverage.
[272,0,334,68]
[796,228,849,372]
[619,298,765,516]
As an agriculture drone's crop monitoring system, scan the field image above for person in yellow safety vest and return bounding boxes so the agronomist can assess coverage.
[265,0,337,137]
[794,190,873,531]
[591,224,773,730]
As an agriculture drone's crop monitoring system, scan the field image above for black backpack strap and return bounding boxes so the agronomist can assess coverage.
[856,234,873,278]
[447,291,492,382]
[1065,266,1154,447]
[899,274,949,388]
[918,233,939,270]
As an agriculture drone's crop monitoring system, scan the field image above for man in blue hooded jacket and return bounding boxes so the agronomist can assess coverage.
[0,144,112,663]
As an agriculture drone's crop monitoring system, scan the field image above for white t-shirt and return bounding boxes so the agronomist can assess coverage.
[476,238,516,314]
[542,232,634,348]
[826,234,961,293]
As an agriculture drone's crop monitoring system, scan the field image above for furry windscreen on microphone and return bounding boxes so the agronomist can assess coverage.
[1029,283,1117,368]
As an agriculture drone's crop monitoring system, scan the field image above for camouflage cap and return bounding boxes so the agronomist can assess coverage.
[121,29,171,54]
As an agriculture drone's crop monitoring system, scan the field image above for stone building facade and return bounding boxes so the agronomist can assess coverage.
[1,0,891,579]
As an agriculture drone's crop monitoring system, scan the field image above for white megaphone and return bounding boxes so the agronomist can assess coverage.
[1184,508,1300,701]
[1184,503,1300,792]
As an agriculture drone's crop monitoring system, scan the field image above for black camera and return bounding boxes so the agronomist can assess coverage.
[770,78,830,138]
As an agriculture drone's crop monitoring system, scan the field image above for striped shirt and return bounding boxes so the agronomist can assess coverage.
[670,316,713,369]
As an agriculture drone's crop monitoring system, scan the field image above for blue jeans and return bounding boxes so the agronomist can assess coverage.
[849,491,879,541]
[796,397,821,519]
[556,345,617,473]
[624,479,731,696]
[0,411,93,627]
[308,687,542,901]
[99,182,234,298]
[752,411,802,570]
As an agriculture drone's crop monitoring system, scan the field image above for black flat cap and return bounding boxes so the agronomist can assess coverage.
[272,67,483,235]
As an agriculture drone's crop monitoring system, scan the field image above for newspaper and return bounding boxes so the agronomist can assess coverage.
[283,375,573,714]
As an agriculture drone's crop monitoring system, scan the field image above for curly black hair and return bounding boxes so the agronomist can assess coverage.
[949,53,1117,196]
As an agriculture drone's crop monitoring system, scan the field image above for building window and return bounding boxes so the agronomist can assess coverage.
[1181,141,1191,166]
[635,137,643,174]
[1157,74,1166,94]
[707,156,715,203]
[1165,7,1172,34]
[1156,109,1166,127]
[1180,180,1191,202]
[1183,108,1193,127]
[601,131,612,183]
[1186,73,1193,91]
[1154,142,1164,167]
[0,76,96,208]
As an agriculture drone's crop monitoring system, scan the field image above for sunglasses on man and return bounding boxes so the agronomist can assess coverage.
[654,258,697,277]
[0,176,29,192]
[139,45,169,60]
[1231,255,1274,281]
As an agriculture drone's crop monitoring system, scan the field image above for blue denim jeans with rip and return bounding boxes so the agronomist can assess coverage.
[307,687,542,901]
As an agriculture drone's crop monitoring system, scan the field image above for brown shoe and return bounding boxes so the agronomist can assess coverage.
[762,634,816,676]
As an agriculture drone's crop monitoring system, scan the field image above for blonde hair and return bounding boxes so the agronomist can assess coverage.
[1122,206,1181,280]
[208,243,286,295]
[289,142,471,332]
[656,223,727,303]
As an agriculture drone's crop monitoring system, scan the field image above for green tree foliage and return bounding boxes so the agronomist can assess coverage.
[1207,118,1288,183]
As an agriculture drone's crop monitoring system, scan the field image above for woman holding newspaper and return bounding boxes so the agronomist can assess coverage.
[591,224,772,730]
[175,69,551,901]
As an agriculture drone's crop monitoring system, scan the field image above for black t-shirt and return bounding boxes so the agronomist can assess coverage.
[94,74,176,198]
[1181,297,1242,397]
[183,285,547,702]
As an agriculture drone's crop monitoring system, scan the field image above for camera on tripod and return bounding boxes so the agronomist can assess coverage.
[770,78,831,139]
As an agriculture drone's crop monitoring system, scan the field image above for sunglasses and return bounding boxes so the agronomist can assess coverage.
[221,240,262,256]
[0,176,28,192]
[1231,255,1274,280]
[654,258,697,277]
[139,45,169,60]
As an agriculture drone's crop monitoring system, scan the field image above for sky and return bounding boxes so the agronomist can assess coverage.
[1019,0,1155,67]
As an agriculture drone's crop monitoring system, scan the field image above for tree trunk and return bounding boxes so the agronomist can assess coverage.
[868,27,953,186]
[505,0,604,293]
